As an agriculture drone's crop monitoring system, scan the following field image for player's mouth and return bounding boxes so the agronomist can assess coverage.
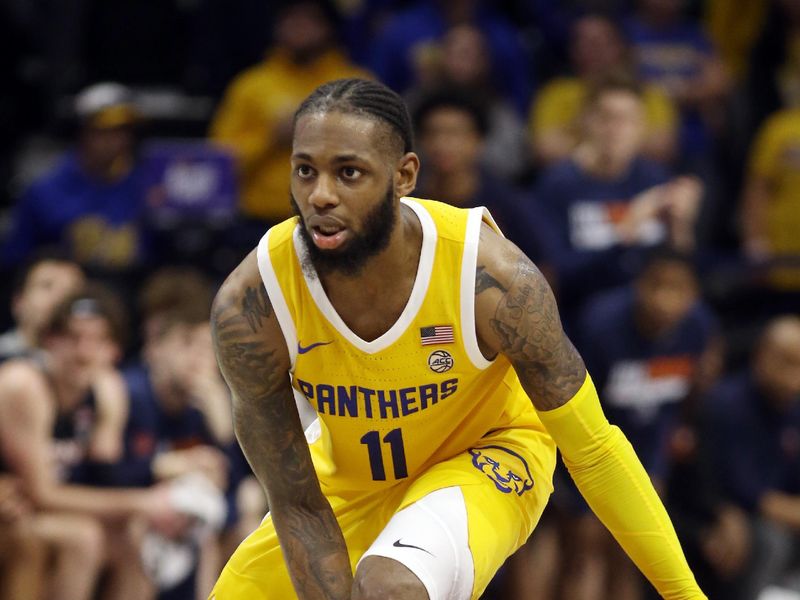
[311,223,349,250]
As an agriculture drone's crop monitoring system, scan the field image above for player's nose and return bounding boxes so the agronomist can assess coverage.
[308,173,340,210]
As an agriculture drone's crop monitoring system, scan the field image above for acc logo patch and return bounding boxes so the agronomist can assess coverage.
[469,445,534,496]
[428,350,454,373]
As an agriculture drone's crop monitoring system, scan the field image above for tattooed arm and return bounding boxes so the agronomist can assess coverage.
[211,251,352,599]
[473,224,586,409]
[473,225,706,599]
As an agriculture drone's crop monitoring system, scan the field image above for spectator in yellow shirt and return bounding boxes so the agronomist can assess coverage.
[741,107,800,290]
[210,0,369,230]
[529,14,677,167]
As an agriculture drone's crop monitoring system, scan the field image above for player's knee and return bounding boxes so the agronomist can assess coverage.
[352,556,429,600]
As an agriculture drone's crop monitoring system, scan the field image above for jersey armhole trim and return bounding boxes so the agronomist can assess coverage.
[256,228,299,370]
[460,207,501,370]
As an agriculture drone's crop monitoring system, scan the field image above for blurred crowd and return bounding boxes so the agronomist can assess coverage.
[0,0,799,599]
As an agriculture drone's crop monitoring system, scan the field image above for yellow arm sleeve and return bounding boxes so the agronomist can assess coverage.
[536,374,706,600]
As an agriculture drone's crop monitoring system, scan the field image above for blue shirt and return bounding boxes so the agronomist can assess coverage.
[2,153,148,269]
[535,157,670,310]
[369,3,533,115]
[420,170,554,267]
[578,286,717,478]
[705,373,800,512]
[117,364,217,487]
[624,16,715,155]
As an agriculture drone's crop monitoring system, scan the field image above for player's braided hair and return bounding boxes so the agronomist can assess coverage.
[293,78,414,153]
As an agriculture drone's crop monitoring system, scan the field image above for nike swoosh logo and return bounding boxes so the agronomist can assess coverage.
[392,539,435,556]
[297,340,333,354]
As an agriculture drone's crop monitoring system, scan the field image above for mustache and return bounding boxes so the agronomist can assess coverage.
[290,186,396,277]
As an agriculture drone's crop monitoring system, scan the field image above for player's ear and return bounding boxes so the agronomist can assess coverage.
[394,152,419,198]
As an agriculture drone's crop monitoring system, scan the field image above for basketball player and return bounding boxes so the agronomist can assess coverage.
[209,79,705,599]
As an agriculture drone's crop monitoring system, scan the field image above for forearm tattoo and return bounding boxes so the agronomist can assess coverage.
[476,259,586,411]
[212,282,352,598]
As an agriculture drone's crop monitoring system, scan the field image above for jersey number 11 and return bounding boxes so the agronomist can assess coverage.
[360,428,408,481]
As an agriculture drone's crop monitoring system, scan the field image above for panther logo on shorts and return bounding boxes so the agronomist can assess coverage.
[469,445,534,496]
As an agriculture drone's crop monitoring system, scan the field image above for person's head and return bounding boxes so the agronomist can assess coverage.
[580,73,646,165]
[290,78,419,277]
[753,316,800,411]
[138,267,214,345]
[273,0,338,64]
[74,82,140,178]
[638,0,685,24]
[414,88,488,178]
[570,14,629,77]
[42,284,129,384]
[11,251,85,345]
[440,25,491,88]
[144,303,214,407]
[634,247,699,338]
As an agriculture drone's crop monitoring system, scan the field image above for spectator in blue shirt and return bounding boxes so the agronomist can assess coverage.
[2,83,149,272]
[537,247,720,600]
[579,246,719,482]
[704,316,800,599]
[535,73,702,325]
[406,24,533,182]
[624,0,730,159]
[412,87,553,268]
[119,268,238,598]
[370,0,533,115]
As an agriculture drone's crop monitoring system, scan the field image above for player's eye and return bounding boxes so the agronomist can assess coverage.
[296,165,315,179]
[340,166,362,181]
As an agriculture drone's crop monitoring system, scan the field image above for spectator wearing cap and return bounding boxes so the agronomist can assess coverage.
[210,0,369,244]
[1,82,149,272]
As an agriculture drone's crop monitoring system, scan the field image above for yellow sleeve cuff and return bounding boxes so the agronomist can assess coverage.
[537,373,707,600]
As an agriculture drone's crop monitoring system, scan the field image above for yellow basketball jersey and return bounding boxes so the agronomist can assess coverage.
[256,198,546,496]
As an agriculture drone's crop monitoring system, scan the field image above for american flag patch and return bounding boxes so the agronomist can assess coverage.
[420,325,455,345]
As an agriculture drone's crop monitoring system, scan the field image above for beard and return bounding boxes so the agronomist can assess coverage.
[291,184,397,278]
